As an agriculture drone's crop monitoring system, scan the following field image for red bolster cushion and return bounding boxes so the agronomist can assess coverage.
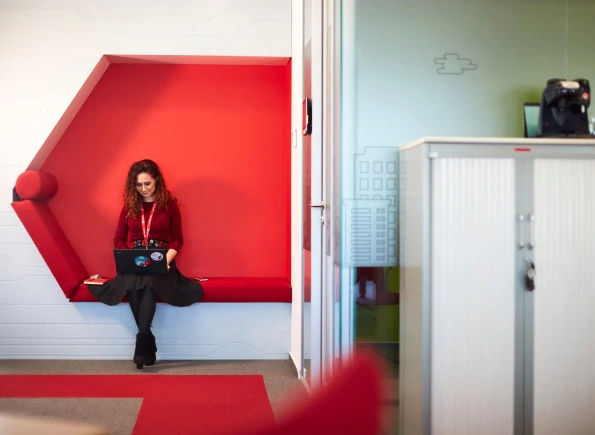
[70,277,292,303]
[15,170,58,200]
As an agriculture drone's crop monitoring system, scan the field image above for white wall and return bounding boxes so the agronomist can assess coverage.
[0,0,292,360]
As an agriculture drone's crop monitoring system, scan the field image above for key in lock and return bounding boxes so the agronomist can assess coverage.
[525,259,535,291]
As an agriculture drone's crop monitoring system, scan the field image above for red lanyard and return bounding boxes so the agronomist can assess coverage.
[141,203,157,247]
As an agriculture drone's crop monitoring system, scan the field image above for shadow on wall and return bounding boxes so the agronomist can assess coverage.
[40,62,291,279]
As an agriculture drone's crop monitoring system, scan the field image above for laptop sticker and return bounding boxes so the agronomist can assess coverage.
[150,252,164,261]
[134,256,150,267]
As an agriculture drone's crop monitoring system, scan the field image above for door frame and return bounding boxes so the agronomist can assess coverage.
[290,0,346,389]
[289,0,305,380]
[307,0,325,391]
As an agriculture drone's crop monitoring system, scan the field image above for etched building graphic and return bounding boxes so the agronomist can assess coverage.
[343,147,398,267]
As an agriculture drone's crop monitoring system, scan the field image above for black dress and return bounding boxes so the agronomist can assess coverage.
[88,200,204,307]
[88,251,204,307]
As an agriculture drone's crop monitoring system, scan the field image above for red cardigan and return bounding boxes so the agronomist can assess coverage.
[114,199,183,252]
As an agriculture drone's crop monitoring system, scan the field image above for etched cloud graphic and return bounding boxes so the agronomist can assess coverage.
[434,53,478,75]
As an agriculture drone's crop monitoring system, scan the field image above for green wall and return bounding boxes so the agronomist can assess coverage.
[354,0,595,149]
[348,0,595,345]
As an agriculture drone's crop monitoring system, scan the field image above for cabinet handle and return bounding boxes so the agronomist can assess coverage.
[528,214,535,250]
[517,214,525,249]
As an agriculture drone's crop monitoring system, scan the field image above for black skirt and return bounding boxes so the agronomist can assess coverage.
[88,259,204,307]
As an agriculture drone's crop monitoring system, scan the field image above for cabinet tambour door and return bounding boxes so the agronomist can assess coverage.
[533,159,595,435]
[430,157,516,435]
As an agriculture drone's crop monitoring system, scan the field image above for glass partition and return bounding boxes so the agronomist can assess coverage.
[333,0,595,433]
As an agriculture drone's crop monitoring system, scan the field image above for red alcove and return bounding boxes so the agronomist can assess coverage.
[17,56,291,298]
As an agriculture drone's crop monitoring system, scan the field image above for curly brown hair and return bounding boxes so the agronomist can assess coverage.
[123,159,175,218]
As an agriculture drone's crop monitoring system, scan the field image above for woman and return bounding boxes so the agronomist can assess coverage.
[89,159,204,369]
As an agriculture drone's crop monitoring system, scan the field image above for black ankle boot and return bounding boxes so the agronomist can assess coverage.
[149,330,157,354]
[145,331,157,367]
[133,332,155,369]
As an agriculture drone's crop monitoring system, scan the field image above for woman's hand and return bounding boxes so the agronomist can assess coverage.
[166,249,178,271]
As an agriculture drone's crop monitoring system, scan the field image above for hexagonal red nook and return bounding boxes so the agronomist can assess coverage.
[12,55,292,303]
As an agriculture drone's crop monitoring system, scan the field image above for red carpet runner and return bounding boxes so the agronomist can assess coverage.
[0,374,276,434]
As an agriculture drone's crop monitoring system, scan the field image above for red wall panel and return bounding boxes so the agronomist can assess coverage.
[41,63,290,279]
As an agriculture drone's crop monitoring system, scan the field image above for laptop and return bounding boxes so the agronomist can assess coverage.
[114,248,169,275]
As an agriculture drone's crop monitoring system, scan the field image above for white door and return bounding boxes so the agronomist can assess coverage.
[429,157,517,435]
[533,159,595,435]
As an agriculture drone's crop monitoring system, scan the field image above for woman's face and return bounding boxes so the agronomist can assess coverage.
[135,172,156,200]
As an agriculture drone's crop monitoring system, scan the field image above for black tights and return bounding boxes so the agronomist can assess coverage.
[127,288,156,334]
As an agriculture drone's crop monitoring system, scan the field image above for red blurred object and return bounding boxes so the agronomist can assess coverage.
[246,351,389,435]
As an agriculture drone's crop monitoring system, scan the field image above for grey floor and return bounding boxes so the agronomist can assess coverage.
[0,357,398,434]
[0,359,307,434]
